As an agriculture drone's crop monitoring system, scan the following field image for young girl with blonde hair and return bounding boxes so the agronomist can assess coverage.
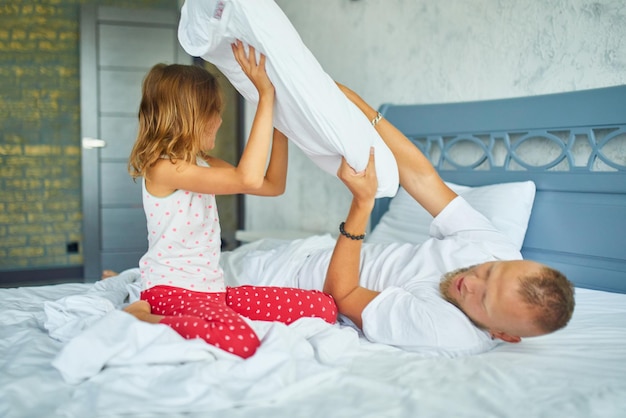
[122,41,337,359]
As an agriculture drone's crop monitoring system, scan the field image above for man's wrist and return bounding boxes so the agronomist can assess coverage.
[339,222,365,240]
[351,198,375,211]
[371,112,383,127]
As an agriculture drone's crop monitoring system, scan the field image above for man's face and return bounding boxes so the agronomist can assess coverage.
[440,260,546,342]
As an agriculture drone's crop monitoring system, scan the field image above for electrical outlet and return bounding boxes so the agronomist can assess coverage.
[66,242,79,253]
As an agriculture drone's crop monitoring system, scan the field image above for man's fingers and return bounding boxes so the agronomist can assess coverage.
[368,146,375,166]
[364,146,376,176]
[337,156,349,177]
[366,147,378,188]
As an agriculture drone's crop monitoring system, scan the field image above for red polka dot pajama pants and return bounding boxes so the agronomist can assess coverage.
[141,285,337,359]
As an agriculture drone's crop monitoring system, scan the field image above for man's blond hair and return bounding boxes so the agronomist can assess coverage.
[519,267,575,333]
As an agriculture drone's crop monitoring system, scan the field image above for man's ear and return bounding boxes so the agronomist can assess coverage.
[490,330,521,344]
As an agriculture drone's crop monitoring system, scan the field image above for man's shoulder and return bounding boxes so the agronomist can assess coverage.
[363,286,499,355]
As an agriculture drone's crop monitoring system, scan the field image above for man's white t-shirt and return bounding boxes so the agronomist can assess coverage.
[296,197,522,357]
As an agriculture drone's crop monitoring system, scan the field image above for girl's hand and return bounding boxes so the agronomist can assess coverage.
[337,147,378,206]
[232,40,274,96]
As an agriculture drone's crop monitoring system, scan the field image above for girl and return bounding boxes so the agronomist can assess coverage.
[122,41,337,359]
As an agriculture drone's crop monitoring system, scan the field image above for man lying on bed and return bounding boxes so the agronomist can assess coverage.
[310,83,575,356]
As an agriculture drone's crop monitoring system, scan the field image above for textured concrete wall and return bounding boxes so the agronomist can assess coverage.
[244,0,626,236]
[0,0,176,272]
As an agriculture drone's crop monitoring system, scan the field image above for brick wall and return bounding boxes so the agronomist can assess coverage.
[0,0,176,273]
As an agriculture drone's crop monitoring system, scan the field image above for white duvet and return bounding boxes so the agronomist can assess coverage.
[2,239,626,417]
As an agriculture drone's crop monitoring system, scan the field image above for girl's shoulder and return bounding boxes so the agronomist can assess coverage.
[145,158,183,197]
[150,155,202,172]
[146,155,213,197]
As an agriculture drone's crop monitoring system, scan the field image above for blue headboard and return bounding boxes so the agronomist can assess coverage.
[372,85,626,293]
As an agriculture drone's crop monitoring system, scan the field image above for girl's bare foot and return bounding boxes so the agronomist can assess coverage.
[123,300,163,324]
[101,270,118,279]
[123,300,150,315]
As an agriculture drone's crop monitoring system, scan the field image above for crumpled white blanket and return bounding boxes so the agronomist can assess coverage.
[220,234,336,288]
[178,0,399,198]
[43,268,140,341]
[50,310,237,385]
[7,262,626,417]
[40,269,370,415]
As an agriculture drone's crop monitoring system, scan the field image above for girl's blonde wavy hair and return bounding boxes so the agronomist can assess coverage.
[128,63,224,179]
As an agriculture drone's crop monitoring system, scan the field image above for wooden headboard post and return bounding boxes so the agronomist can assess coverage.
[374,85,626,293]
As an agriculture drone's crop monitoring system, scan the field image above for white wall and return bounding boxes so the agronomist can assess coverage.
[244,0,626,236]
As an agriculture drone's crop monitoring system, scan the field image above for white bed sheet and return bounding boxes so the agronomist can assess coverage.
[1,248,626,418]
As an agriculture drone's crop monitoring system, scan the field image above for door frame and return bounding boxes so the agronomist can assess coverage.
[80,5,188,281]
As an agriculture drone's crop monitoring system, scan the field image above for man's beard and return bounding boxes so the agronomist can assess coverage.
[439,265,475,309]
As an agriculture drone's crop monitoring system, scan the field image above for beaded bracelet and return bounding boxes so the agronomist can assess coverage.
[339,222,366,240]
[371,112,383,127]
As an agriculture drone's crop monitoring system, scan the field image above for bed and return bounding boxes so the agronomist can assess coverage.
[2,85,626,418]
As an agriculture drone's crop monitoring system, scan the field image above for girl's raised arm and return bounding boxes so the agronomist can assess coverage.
[230,40,276,190]
[249,128,288,196]
[148,41,277,197]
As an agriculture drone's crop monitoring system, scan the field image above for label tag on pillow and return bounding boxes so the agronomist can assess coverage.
[213,1,225,20]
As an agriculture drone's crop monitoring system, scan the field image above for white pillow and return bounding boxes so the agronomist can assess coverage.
[367,181,536,250]
[178,0,398,198]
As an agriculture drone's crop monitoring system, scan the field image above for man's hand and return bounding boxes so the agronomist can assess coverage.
[337,147,377,209]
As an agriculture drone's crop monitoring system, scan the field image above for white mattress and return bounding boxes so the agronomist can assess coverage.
[1,246,626,417]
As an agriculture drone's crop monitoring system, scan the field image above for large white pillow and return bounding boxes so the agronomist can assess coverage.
[367,181,536,250]
[178,0,398,198]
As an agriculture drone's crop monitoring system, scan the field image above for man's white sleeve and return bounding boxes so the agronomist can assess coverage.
[361,286,498,356]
